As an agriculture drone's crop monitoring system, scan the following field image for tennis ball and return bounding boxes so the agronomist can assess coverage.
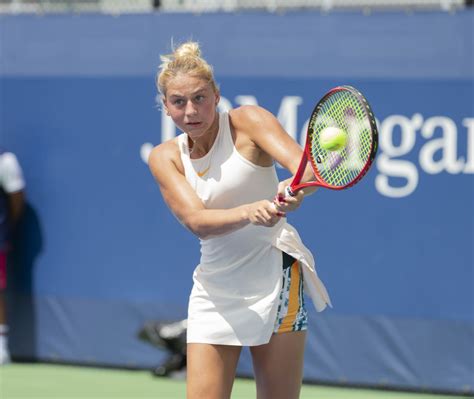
[319,127,347,151]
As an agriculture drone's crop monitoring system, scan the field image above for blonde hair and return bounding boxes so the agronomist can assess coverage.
[157,41,219,97]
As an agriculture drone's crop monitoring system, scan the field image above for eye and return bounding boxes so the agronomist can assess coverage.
[173,98,185,106]
[194,95,205,103]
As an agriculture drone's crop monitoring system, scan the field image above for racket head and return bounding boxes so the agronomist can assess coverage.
[303,85,378,190]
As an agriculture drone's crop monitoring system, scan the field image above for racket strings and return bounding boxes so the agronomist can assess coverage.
[309,90,373,187]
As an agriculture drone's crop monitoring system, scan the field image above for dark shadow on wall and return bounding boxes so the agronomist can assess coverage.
[7,203,43,361]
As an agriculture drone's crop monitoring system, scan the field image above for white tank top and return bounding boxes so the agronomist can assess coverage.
[178,112,331,346]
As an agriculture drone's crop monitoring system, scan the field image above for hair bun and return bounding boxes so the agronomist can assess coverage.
[157,40,218,96]
[175,42,201,59]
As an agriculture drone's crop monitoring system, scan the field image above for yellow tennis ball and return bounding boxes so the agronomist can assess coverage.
[319,127,347,151]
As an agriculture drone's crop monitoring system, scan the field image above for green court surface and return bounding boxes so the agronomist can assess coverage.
[0,363,463,399]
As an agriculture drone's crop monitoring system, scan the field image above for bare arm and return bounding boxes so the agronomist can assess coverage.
[8,190,25,228]
[148,140,282,240]
[1,152,26,227]
[230,106,317,211]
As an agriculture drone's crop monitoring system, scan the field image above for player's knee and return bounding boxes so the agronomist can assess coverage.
[187,379,232,399]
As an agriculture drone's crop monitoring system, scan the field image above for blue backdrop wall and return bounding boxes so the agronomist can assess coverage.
[1,10,473,394]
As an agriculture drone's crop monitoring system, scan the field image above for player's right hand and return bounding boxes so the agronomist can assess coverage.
[247,200,284,227]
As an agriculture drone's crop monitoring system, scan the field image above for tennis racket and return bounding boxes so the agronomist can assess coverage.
[284,85,378,197]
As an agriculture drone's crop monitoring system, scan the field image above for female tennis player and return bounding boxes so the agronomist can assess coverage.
[149,41,331,399]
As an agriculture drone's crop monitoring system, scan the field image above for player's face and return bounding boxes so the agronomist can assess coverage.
[164,74,219,141]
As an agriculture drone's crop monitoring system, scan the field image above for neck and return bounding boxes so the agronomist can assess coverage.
[188,114,219,157]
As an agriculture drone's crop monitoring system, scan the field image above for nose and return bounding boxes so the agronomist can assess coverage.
[185,100,198,117]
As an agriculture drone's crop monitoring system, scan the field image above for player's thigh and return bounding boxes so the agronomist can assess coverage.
[187,343,242,399]
[250,331,307,399]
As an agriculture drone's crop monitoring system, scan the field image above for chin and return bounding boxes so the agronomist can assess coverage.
[187,126,207,137]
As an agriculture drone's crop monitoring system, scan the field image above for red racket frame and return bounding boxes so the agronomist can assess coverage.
[286,85,378,195]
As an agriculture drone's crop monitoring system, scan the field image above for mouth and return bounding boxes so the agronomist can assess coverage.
[186,121,202,127]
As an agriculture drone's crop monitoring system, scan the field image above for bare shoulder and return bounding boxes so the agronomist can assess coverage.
[229,105,287,144]
[149,138,179,163]
[229,104,302,172]
[229,105,278,132]
[148,137,183,178]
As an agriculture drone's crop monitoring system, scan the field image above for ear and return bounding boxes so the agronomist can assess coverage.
[215,91,220,106]
[162,97,170,115]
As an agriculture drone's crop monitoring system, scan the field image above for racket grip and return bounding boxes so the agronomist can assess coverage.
[285,186,296,198]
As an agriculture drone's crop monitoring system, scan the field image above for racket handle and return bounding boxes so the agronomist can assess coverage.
[285,186,296,198]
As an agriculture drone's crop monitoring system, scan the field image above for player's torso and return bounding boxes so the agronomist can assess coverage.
[179,112,279,209]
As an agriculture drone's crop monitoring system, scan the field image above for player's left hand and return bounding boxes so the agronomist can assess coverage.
[274,181,305,213]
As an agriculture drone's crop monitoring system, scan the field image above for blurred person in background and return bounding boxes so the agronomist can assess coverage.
[0,148,25,364]
[138,318,187,377]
